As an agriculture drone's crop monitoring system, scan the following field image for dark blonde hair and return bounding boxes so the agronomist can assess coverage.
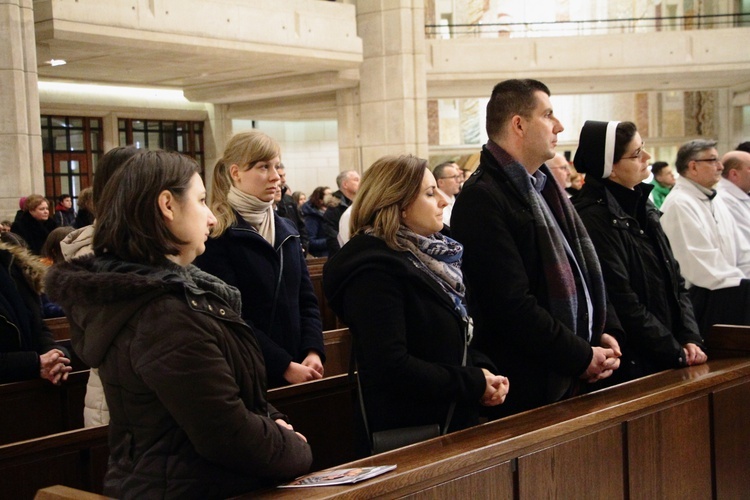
[350,154,428,251]
[210,131,281,236]
[24,194,49,212]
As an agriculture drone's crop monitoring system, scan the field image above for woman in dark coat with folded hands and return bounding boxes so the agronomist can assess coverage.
[573,120,707,382]
[195,131,325,388]
[323,154,509,453]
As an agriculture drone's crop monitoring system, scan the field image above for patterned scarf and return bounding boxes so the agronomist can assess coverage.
[394,226,468,319]
[227,186,275,245]
[485,141,606,340]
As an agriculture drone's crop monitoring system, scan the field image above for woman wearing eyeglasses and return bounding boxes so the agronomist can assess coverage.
[572,121,706,383]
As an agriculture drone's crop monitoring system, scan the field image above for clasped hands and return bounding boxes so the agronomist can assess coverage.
[480,368,510,406]
[39,349,72,385]
[581,333,621,383]
[283,351,325,384]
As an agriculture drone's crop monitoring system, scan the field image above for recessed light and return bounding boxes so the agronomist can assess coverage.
[46,59,67,66]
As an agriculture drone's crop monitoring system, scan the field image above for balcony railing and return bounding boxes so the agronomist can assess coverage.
[426,13,750,39]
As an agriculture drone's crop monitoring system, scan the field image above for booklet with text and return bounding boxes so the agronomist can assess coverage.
[278,465,397,488]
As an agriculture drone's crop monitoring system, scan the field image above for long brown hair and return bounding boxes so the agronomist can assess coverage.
[350,154,427,251]
[210,131,281,236]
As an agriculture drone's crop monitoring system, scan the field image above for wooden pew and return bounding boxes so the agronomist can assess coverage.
[30,326,750,499]
[308,270,343,331]
[44,317,71,342]
[5,373,356,498]
[321,328,351,378]
[250,326,750,499]
[0,426,109,499]
[0,370,89,445]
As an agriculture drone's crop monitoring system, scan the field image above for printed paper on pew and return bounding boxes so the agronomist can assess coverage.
[278,465,396,488]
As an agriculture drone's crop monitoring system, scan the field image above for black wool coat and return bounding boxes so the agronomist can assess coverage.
[451,146,622,417]
[323,234,491,435]
[573,177,704,379]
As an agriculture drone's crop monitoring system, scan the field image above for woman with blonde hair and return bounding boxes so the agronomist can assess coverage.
[196,131,325,387]
[11,194,58,254]
[323,154,509,454]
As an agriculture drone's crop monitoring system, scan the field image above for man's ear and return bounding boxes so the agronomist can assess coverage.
[510,114,524,137]
[158,190,175,221]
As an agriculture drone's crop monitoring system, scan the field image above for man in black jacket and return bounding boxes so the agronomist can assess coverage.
[275,164,309,254]
[451,79,622,417]
[323,170,360,256]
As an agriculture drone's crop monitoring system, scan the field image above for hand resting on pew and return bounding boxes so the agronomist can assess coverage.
[581,333,622,383]
[284,351,325,384]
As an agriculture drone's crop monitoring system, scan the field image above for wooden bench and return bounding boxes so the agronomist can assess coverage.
[30,325,750,499]
[3,373,356,498]
[249,324,750,498]
[44,317,71,342]
[0,370,89,445]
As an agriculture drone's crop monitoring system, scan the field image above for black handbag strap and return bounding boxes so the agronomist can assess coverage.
[348,318,470,452]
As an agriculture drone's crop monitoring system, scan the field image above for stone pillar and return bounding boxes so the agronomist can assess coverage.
[0,0,43,220]
[336,0,428,173]
[203,103,232,193]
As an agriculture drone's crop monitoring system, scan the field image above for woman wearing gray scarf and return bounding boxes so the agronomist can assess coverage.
[323,154,508,453]
[195,131,325,388]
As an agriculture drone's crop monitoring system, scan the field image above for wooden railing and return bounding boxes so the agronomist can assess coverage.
[25,325,750,499]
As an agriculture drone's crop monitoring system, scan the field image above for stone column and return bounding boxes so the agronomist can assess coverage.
[336,0,428,173]
[0,0,43,220]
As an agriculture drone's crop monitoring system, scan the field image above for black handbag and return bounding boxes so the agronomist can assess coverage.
[349,320,470,455]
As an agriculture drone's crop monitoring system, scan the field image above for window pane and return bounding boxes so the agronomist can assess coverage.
[58,160,70,174]
[132,120,145,131]
[194,132,203,152]
[69,130,84,151]
[71,176,81,198]
[118,119,126,130]
[92,153,100,172]
[133,131,146,149]
[53,129,68,151]
[51,116,67,127]
[90,131,100,150]
[90,119,101,130]
[148,132,160,149]
[147,121,160,131]
[119,131,127,146]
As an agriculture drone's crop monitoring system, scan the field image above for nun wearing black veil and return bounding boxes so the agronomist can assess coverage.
[572,120,707,383]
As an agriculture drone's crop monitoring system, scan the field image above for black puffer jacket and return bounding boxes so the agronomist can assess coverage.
[573,177,704,379]
[11,211,57,255]
[46,256,312,499]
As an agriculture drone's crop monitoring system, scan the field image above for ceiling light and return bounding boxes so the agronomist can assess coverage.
[46,59,67,66]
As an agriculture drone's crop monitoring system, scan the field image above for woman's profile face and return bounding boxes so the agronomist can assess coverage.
[611,131,651,189]
[297,194,307,206]
[30,201,50,221]
[166,173,217,266]
[230,155,281,202]
[401,168,448,237]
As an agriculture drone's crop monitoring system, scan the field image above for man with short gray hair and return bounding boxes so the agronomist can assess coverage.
[660,139,750,332]
[433,161,461,225]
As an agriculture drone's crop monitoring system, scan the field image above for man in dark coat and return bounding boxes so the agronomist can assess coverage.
[275,164,309,253]
[323,170,360,256]
[451,79,622,418]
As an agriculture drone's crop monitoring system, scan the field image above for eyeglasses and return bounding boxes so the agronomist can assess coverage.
[440,175,462,180]
[622,145,646,160]
[549,165,569,171]
[693,158,721,166]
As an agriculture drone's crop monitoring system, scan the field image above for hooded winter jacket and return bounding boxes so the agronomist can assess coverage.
[46,256,312,499]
